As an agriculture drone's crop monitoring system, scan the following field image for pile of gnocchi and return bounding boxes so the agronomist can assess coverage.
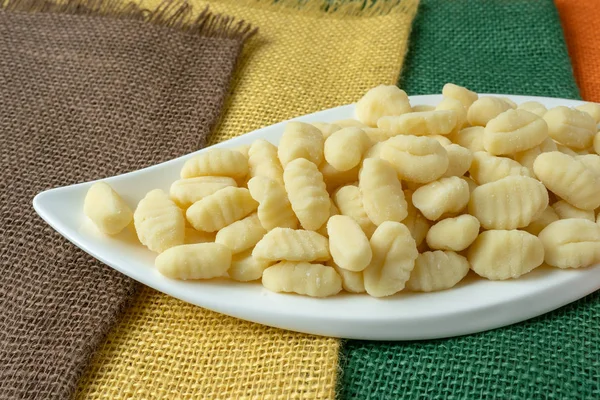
[83,83,600,298]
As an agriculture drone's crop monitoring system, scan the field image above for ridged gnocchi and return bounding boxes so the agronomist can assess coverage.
[134,189,185,253]
[328,260,365,293]
[156,243,232,280]
[333,185,377,237]
[283,158,330,231]
[469,151,532,185]
[262,261,342,297]
[247,176,298,230]
[426,214,480,251]
[253,228,330,262]
[186,187,258,232]
[181,148,248,181]
[359,158,408,225]
[412,176,470,221]
[518,101,547,117]
[84,182,133,235]
[229,250,271,282]
[170,176,237,208]
[543,106,596,149]
[576,102,600,123]
[443,144,472,177]
[484,109,548,155]
[467,97,512,127]
[378,110,457,136]
[448,126,485,152]
[468,230,544,280]
[248,139,284,185]
[539,219,600,268]
[552,200,595,221]
[469,176,548,229]
[215,213,267,254]
[363,221,418,297]
[380,135,449,183]
[533,152,600,211]
[406,251,470,292]
[442,83,478,109]
[402,190,431,246]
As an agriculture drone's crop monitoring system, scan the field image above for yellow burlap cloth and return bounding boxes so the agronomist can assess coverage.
[76,0,418,398]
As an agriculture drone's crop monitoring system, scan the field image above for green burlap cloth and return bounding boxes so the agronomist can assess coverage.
[340,0,600,399]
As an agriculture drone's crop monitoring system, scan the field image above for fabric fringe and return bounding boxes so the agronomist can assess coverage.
[1,0,258,41]
[225,0,418,18]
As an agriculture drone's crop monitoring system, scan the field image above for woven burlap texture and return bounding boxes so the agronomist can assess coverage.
[0,1,251,398]
[340,1,599,399]
[556,0,600,102]
[75,0,418,398]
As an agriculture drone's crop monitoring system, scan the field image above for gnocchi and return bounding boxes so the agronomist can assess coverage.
[355,84,411,127]
[543,106,596,149]
[426,214,480,251]
[156,243,232,280]
[134,189,185,253]
[248,139,284,184]
[84,182,133,235]
[324,127,371,171]
[539,219,600,269]
[406,251,470,292]
[181,148,248,181]
[284,158,330,231]
[467,96,512,127]
[380,135,449,183]
[552,200,595,221]
[576,102,600,123]
[483,109,548,155]
[229,250,271,282]
[277,122,324,167]
[468,230,544,280]
[327,215,372,272]
[333,185,377,237]
[377,110,458,136]
[186,187,258,232]
[328,260,365,293]
[469,151,532,185]
[170,176,237,208]
[262,261,342,297]
[442,83,478,109]
[359,158,408,225]
[412,176,470,221]
[363,221,418,297]
[215,213,267,254]
[253,228,330,262]
[247,176,298,230]
[518,101,547,117]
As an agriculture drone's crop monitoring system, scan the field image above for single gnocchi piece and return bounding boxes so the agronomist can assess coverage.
[327,215,372,272]
[468,176,548,229]
[380,135,449,183]
[523,205,559,236]
[229,250,271,282]
[543,106,596,149]
[248,139,284,185]
[319,161,360,193]
[448,126,485,152]
[359,158,408,225]
[247,176,298,230]
[513,137,557,172]
[443,144,472,177]
[252,228,330,262]
[518,101,547,117]
[402,190,431,246]
[283,158,330,231]
[406,251,470,292]
[538,219,600,268]
[576,102,600,123]
[324,127,371,171]
[328,260,365,293]
[186,187,258,232]
[552,200,595,221]
[155,243,232,280]
[84,182,133,235]
[277,122,324,167]
[469,151,532,185]
[412,176,470,221]
[311,122,341,139]
[436,97,467,131]
[170,176,237,209]
[426,214,480,251]
[442,83,478,109]
[180,148,248,181]
[377,110,458,136]
[483,109,548,155]
[533,152,600,211]
[355,84,412,127]
[134,189,185,253]
[332,185,377,237]
[215,213,267,254]
[467,96,513,126]
[468,230,544,280]
[262,261,342,297]
[363,221,418,297]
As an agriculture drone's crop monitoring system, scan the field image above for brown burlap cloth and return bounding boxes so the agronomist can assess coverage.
[0,1,254,398]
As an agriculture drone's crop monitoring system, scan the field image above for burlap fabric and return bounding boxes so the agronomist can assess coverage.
[0,1,253,398]
[76,0,419,398]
